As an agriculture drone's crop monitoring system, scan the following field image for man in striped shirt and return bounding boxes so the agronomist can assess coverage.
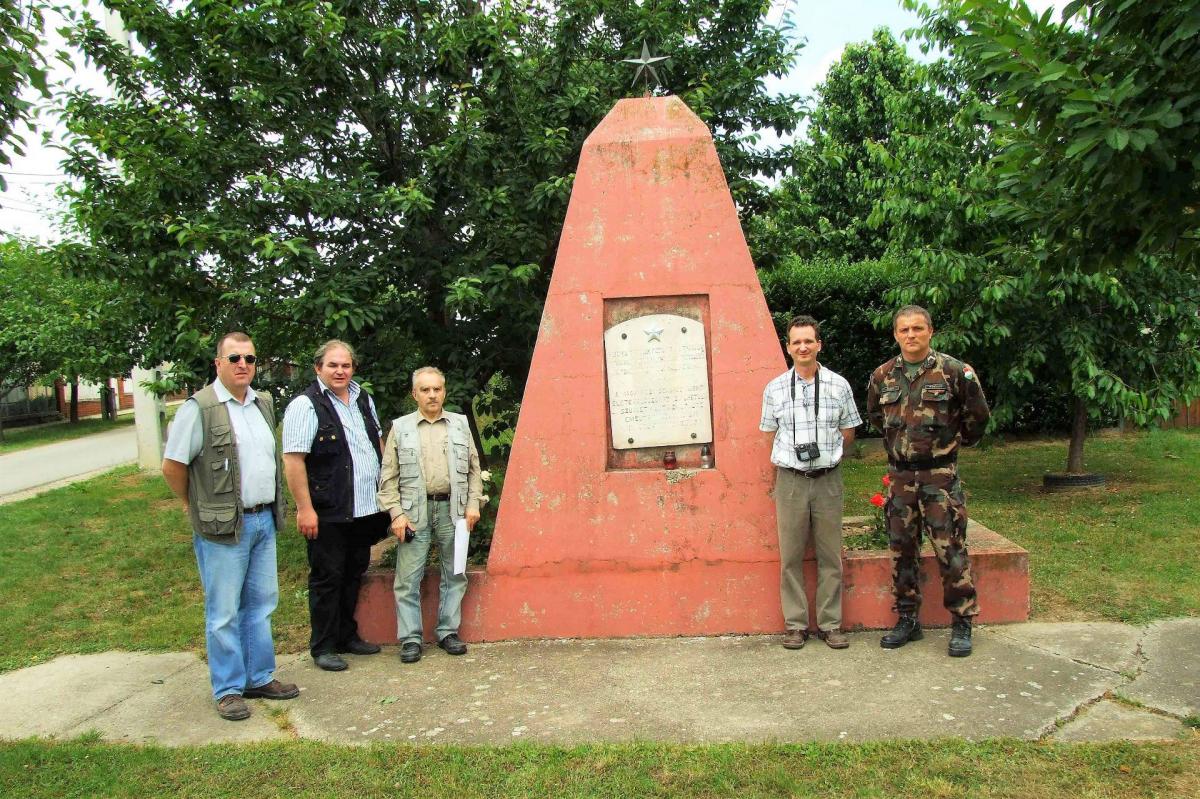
[282,340,390,672]
[760,315,862,650]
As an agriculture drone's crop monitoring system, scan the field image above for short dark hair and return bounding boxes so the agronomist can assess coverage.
[786,315,821,342]
[893,305,933,330]
[215,331,252,357]
[313,339,357,368]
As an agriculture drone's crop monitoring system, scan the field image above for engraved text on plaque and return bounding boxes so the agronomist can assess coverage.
[604,313,713,449]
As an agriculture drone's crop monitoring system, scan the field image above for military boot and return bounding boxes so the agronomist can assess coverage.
[880,614,923,649]
[948,616,973,658]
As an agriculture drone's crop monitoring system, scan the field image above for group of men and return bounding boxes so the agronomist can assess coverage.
[162,334,481,721]
[165,303,987,722]
[761,305,990,657]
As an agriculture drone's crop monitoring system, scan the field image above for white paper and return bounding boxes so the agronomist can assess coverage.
[453,518,469,575]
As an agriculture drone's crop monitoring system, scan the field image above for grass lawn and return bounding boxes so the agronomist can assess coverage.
[0,416,134,455]
[839,428,1200,623]
[0,429,1197,674]
[0,467,311,674]
[1,429,1198,797]
[0,737,1196,798]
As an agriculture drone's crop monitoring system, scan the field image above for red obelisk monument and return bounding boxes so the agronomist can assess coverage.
[464,95,786,639]
[353,95,1030,642]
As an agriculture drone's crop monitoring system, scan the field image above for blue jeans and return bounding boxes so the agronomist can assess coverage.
[192,509,279,699]
[392,500,467,644]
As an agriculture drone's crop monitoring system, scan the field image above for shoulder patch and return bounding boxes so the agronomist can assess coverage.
[963,365,976,381]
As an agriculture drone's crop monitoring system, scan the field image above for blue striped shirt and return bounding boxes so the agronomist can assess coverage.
[282,379,382,518]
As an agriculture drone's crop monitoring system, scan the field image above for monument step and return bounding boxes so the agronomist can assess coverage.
[354,519,1028,643]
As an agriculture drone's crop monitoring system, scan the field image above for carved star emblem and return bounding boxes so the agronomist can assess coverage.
[622,41,669,90]
[644,324,664,343]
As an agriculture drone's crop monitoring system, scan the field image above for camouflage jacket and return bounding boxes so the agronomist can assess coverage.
[865,350,990,464]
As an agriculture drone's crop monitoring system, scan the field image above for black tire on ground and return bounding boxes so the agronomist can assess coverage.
[1042,472,1106,491]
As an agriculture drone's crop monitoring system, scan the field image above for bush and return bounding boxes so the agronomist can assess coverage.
[759,257,895,422]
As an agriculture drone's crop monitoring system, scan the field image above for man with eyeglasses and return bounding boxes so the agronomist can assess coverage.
[760,315,862,651]
[162,331,298,721]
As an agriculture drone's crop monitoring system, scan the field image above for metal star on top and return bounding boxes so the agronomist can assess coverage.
[644,324,664,343]
[622,41,669,91]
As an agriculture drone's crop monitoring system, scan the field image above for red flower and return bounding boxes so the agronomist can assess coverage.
[870,493,886,508]
[881,474,891,487]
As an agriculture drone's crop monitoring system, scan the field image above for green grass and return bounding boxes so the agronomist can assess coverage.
[841,428,1200,624]
[0,467,311,673]
[0,737,1196,798]
[0,416,134,455]
[0,430,1196,675]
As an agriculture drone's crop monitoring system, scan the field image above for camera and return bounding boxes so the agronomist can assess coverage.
[794,442,820,462]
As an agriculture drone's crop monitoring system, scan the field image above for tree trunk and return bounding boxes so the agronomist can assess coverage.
[1066,395,1087,474]
[465,402,489,471]
[69,381,79,424]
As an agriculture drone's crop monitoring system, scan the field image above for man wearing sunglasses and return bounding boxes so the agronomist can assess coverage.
[162,332,298,721]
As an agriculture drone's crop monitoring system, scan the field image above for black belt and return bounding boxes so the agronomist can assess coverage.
[427,493,450,502]
[782,463,839,479]
[243,502,274,514]
[889,454,957,471]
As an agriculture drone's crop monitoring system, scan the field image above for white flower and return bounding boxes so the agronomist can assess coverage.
[480,470,492,482]
[479,495,490,507]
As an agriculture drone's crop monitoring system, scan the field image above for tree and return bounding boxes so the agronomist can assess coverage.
[55,0,804,431]
[749,28,964,267]
[0,0,50,191]
[892,0,1200,474]
[0,238,145,437]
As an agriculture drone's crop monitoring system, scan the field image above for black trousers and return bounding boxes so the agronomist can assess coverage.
[307,511,389,657]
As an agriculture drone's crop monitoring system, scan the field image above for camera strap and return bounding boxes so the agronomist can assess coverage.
[790,366,820,452]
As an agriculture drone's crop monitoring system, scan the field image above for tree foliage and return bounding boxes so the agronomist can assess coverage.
[749,28,965,267]
[885,0,1200,472]
[0,238,146,434]
[911,0,1200,273]
[56,0,803,425]
[0,0,51,191]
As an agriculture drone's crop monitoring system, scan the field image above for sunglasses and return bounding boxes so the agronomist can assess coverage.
[221,354,258,365]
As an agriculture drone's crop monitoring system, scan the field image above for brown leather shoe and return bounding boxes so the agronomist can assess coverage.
[243,679,299,700]
[782,629,807,649]
[216,694,250,721]
[817,629,850,649]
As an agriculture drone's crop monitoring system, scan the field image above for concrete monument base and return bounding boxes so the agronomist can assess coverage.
[353,518,1029,643]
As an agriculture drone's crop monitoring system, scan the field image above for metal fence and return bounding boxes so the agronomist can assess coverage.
[0,384,59,422]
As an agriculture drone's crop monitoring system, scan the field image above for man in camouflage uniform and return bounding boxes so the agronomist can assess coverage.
[866,305,990,657]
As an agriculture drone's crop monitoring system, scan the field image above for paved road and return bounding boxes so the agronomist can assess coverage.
[0,426,138,502]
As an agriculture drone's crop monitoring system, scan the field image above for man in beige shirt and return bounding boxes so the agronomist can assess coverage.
[377,367,482,664]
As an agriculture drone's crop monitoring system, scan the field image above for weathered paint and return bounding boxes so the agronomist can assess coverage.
[353,96,1028,642]
[354,520,1030,642]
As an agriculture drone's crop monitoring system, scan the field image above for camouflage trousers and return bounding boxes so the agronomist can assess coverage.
[885,465,979,618]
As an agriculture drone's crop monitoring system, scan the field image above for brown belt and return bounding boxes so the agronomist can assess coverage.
[243,502,274,514]
[427,493,450,502]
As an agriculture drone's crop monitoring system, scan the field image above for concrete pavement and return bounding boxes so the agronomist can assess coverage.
[0,426,137,504]
[0,620,1195,747]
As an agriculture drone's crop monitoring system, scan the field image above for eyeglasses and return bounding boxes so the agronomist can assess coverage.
[222,354,258,365]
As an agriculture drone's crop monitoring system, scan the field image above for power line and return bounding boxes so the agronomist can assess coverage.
[0,170,64,177]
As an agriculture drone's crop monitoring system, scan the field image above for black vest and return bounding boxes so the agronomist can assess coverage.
[302,381,383,523]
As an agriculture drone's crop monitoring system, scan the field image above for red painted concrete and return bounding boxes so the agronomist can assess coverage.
[354,520,1029,643]
[486,96,783,639]
[353,96,1029,644]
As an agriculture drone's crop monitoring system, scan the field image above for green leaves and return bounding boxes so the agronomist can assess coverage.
[54,0,803,422]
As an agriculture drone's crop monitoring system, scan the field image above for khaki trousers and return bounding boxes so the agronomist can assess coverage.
[775,466,845,631]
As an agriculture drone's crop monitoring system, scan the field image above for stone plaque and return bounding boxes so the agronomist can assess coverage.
[605,313,713,449]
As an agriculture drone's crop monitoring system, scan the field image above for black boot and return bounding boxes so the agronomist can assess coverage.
[948,616,973,658]
[880,614,923,649]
